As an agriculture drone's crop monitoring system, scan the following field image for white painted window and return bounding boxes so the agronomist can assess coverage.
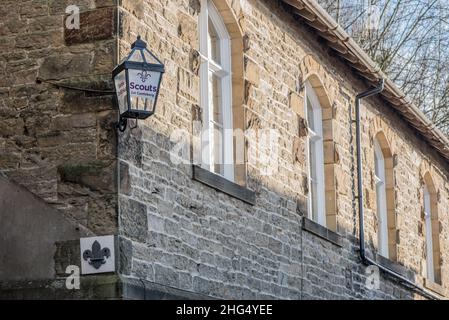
[424,185,435,282]
[374,140,389,258]
[305,83,326,226]
[199,0,234,181]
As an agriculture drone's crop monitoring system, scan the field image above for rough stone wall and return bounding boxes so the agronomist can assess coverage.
[0,0,118,235]
[115,0,448,299]
[361,98,449,292]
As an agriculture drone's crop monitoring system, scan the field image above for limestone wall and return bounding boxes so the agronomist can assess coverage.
[1,0,448,300]
[116,0,449,299]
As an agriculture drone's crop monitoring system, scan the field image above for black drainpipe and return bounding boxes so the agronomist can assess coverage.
[355,79,439,300]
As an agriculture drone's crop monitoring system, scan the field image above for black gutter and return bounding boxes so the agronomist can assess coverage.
[355,79,440,300]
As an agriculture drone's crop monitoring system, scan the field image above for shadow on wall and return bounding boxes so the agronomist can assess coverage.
[0,175,91,282]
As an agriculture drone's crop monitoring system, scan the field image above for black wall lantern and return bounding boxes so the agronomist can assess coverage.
[113,36,165,131]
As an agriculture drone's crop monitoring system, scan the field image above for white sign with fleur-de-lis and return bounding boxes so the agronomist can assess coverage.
[80,235,116,275]
[128,69,161,101]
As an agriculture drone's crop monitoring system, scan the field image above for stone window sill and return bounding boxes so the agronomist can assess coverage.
[375,254,415,282]
[302,217,342,247]
[423,278,445,296]
[192,165,255,205]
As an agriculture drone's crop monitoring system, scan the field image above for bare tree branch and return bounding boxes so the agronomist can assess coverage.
[317,0,449,136]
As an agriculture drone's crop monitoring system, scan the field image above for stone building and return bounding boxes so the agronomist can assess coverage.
[1,0,448,299]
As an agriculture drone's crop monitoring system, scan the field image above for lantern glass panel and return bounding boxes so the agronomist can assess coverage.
[128,69,162,113]
[128,50,145,63]
[143,50,160,64]
[114,70,128,115]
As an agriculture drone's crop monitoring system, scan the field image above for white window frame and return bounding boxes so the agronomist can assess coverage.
[424,185,435,282]
[374,139,389,258]
[305,82,326,227]
[199,0,234,181]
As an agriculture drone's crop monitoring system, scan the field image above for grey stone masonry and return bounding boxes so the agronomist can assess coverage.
[2,0,447,301]
[116,0,449,300]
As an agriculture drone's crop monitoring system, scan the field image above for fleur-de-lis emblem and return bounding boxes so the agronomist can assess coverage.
[137,70,151,83]
[83,240,111,269]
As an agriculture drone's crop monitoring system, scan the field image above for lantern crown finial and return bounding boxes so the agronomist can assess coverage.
[131,35,147,49]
